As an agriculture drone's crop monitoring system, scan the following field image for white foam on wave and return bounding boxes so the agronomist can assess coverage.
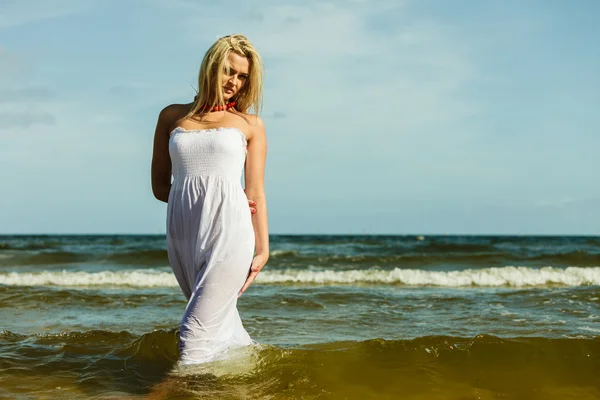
[258,266,600,286]
[0,270,176,287]
[269,250,297,257]
[0,266,599,288]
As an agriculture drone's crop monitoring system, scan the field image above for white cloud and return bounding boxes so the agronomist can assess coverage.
[0,0,92,29]
[535,197,600,210]
[0,46,25,78]
[0,112,55,128]
[0,87,56,102]
[159,0,479,174]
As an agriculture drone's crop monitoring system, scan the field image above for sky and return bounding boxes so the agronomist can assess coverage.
[0,0,599,235]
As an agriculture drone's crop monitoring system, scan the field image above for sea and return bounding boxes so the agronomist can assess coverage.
[1,234,599,399]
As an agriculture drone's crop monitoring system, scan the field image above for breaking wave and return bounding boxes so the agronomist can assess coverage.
[1,266,599,287]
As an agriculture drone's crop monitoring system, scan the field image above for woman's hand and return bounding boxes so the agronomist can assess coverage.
[248,198,257,215]
[245,188,257,215]
[238,253,268,298]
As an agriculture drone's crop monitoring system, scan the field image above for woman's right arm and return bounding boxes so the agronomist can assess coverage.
[151,106,175,203]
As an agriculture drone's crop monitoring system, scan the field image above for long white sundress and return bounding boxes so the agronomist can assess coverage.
[166,126,256,365]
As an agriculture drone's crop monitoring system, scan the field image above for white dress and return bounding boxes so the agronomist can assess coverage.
[166,126,256,365]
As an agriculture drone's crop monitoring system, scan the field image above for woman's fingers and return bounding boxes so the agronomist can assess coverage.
[238,270,259,298]
[238,255,267,298]
[248,199,257,215]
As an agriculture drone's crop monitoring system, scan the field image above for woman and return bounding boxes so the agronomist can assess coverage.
[151,34,269,365]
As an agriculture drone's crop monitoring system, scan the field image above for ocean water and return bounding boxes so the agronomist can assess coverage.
[1,234,599,399]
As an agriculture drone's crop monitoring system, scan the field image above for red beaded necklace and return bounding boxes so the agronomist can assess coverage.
[203,101,236,112]
[194,95,237,112]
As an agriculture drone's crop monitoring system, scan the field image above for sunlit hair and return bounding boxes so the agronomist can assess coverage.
[185,34,263,120]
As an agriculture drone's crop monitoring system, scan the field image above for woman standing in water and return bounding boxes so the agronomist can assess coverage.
[151,34,269,365]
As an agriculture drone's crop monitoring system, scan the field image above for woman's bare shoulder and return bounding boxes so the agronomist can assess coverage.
[240,113,265,138]
[158,103,191,132]
[240,113,263,125]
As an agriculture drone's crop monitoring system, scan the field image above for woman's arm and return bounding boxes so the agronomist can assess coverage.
[238,116,269,297]
[151,106,175,203]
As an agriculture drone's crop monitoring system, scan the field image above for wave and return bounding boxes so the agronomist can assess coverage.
[1,266,599,287]
[0,269,175,287]
[268,249,298,257]
[2,249,599,269]
[2,235,600,269]
[0,249,169,266]
[258,266,600,286]
[2,329,598,362]
[1,329,598,399]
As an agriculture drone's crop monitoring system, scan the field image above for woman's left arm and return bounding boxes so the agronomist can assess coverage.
[238,116,269,297]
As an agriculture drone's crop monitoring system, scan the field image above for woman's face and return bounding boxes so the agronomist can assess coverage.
[222,52,249,101]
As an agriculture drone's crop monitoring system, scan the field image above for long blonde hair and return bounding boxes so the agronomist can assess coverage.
[186,34,263,120]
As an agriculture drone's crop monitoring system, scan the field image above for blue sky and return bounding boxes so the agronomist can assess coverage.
[0,0,599,235]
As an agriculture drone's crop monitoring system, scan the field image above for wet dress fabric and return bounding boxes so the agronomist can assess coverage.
[166,126,255,365]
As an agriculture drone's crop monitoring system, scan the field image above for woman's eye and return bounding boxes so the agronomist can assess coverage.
[239,75,248,80]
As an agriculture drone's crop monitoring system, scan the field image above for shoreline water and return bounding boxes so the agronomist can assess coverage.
[1,330,598,399]
[1,234,598,398]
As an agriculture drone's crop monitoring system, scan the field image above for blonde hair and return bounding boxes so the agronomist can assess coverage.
[186,34,263,120]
